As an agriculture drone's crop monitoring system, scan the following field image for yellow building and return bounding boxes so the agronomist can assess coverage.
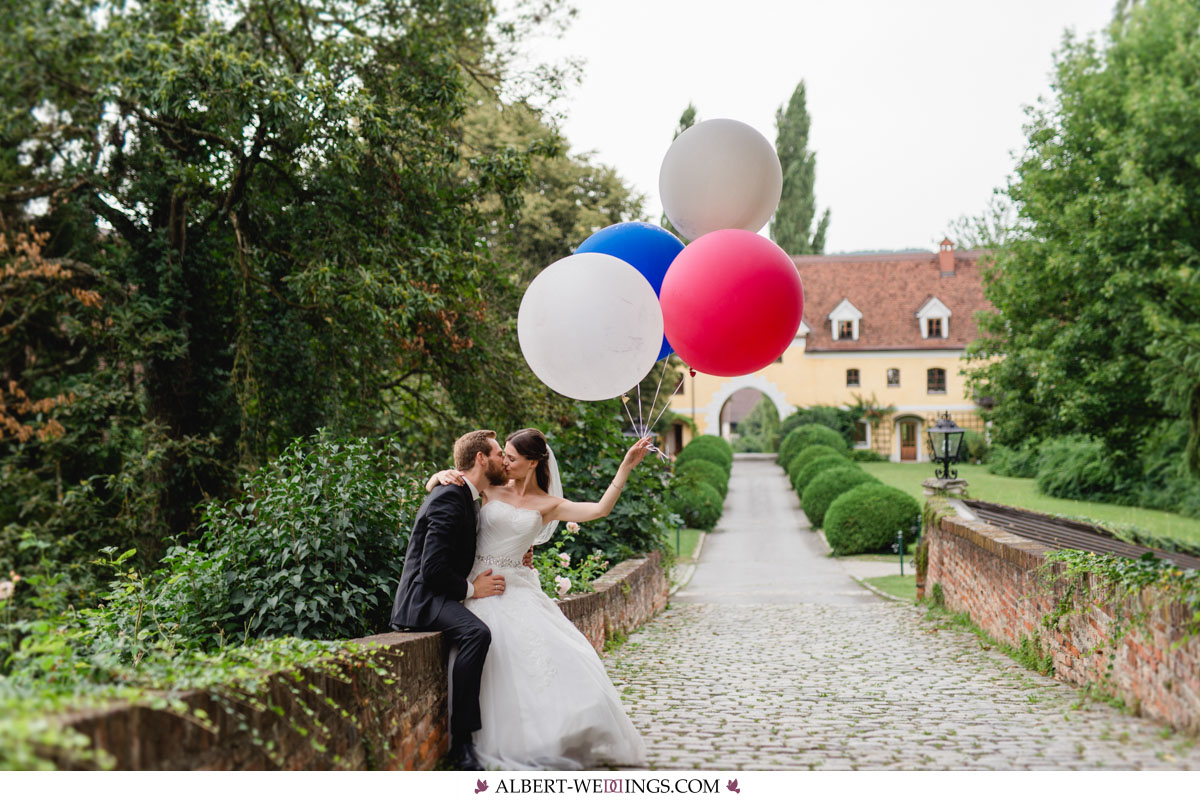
[667,239,991,462]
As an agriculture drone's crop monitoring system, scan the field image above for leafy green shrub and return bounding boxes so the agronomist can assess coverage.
[1035,435,1133,503]
[848,449,887,462]
[963,430,990,463]
[667,475,723,531]
[988,443,1040,477]
[731,435,765,453]
[550,401,676,563]
[824,484,922,555]
[793,455,854,494]
[787,447,848,490]
[193,433,431,642]
[676,459,729,498]
[676,440,732,473]
[1136,419,1200,519]
[800,466,878,529]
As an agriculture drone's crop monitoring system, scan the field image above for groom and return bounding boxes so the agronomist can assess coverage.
[390,429,508,770]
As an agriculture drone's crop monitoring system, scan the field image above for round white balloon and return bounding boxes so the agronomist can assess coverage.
[518,253,664,401]
[659,118,783,242]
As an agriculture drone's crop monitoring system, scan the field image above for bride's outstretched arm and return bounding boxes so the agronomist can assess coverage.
[548,436,653,523]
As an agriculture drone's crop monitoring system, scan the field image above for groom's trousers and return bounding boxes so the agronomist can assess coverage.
[429,600,491,737]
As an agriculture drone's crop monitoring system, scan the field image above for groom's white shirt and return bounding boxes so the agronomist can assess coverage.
[461,475,481,599]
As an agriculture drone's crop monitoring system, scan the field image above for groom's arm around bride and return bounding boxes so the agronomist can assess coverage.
[388,429,507,770]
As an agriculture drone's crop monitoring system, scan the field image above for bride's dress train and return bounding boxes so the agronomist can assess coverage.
[457,499,647,770]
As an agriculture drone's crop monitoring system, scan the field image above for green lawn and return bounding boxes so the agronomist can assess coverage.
[864,574,917,603]
[667,528,702,560]
[858,461,1200,547]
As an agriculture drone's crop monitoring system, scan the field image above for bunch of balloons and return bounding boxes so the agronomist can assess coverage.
[518,118,804,400]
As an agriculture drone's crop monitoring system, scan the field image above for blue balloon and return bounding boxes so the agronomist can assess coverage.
[576,222,684,360]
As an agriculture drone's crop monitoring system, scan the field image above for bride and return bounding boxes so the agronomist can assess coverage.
[426,428,652,770]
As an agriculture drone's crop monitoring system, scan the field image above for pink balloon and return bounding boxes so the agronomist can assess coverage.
[660,229,804,376]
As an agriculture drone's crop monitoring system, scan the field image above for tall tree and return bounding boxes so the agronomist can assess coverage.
[965,0,1200,470]
[0,0,573,563]
[660,104,698,240]
[772,81,829,255]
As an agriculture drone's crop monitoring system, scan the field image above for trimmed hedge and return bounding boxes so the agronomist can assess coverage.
[789,424,847,458]
[848,449,887,462]
[824,483,922,555]
[792,454,853,494]
[787,447,848,491]
[777,428,804,466]
[689,434,734,459]
[676,458,729,499]
[667,475,724,531]
[800,466,878,529]
[676,440,732,473]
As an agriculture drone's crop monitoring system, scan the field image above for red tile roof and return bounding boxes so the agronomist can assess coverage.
[791,245,992,352]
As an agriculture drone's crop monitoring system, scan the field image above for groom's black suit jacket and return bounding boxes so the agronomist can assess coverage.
[390,483,480,630]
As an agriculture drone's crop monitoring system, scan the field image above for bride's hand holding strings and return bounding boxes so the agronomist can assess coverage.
[622,436,654,469]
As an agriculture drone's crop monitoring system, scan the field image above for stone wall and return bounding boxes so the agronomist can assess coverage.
[923,498,1200,734]
[52,551,669,770]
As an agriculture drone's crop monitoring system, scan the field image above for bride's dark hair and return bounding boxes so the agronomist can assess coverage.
[506,428,551,492]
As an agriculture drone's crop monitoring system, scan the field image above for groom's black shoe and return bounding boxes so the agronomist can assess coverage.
[448,740,484,771]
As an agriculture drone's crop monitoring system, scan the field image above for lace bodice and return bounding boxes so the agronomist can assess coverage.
[476,500,545,563]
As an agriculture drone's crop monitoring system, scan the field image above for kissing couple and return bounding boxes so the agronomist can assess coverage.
[389,427,653,770]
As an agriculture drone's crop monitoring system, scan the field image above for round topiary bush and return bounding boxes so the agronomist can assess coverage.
[823,483,922,555]
[675,458,729,498]
[676,440,732,473]
[667,475,724,531]
[777,428,805,466]
[800,466,878,529]
[790,423,849,455]
[787,447,848,491]
[689,434,733,459]
[793,454,853,494]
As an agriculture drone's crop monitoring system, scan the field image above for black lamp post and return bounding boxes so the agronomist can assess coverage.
[926,412,966,479]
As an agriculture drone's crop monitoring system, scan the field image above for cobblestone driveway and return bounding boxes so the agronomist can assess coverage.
[603,456,1200,770]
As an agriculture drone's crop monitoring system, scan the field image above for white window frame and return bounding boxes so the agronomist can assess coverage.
[853,418,872,449]
[828,299,862,342]
[916,296,951,340]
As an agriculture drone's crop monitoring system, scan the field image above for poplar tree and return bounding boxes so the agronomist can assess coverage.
[771,81,829,255]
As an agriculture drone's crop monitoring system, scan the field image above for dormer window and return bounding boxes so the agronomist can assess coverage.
[916,296,951,340]
[828,299,862,342]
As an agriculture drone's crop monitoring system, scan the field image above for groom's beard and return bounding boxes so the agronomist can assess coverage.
[485,461,507,486]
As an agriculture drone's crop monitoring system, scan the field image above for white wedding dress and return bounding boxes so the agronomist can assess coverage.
[457,499,648,770]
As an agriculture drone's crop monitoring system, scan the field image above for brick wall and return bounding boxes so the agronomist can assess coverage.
[51,551,669,770]
[924,500,1200,734]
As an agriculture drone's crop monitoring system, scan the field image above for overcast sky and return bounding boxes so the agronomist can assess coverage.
[525,0,1116,254]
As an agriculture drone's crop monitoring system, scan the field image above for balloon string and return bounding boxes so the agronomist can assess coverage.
[636,381,645,438]
[645,373,687,443]
[619,392,640,438]
[645,360,668,437]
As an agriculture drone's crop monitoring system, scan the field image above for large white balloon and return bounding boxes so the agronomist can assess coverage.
[518,253,663,401]
[659,118,783,242]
